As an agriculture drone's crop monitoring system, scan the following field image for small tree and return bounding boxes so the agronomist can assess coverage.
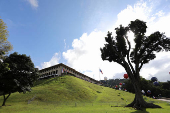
[0,17,13,76]
[0,52,38,106]
[0,18,13,57]
[0,18,13,106]
[100,19,170,109]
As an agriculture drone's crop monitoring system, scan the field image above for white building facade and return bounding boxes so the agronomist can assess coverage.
[39,63,101,85]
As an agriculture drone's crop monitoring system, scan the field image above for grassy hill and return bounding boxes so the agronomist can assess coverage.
[0,75,169,113]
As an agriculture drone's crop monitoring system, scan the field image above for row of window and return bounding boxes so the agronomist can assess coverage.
[40,66,60,73]
[40,70,58,77]
[39,65,82,77]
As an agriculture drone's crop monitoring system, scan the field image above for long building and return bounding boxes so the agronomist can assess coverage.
[39,63,102,85]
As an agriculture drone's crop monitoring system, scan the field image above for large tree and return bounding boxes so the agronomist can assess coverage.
[0,52,38,106]
[100,19,170,109]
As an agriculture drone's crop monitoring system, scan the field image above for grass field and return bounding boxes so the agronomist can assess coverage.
[0,75,170,113]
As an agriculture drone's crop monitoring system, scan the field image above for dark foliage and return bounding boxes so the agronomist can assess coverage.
[100,79,127,87]
[0,52,39,106]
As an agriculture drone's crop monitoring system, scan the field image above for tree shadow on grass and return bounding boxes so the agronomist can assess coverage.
[130,108,149,113]
[111,106,150,113]
[130,107,164,113]
[0,105,11,108]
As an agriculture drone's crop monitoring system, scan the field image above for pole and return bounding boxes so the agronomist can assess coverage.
[99,68,101,81]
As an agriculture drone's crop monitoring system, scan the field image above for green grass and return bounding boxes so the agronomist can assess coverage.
[0,75,169,113]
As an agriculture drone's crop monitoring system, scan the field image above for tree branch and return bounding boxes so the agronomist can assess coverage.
[124,35,135,75]
[110,42,136,80]
[138,38,152,59]
[116,60,126,69]
[110,43,127,67]
[139,42,160,71]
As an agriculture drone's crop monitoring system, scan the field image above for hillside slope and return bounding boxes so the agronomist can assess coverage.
[1,75,168,113]
[31,75,135,103]
[0,75,135,105]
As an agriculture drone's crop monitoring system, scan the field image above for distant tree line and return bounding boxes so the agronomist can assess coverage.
[123,77,170,98]
[101,77,170,98]
[100,79,127,87]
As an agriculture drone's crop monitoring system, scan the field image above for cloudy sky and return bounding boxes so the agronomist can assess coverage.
[1,0,170,82]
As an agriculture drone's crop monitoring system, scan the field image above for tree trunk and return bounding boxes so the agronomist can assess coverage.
[2,93,11,106]
[125,81,161,110]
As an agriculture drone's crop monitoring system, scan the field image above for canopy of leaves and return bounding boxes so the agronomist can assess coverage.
[0,52,10,78]
[100,19,170,71]
[0,52,38,94]
[0,18,13,58]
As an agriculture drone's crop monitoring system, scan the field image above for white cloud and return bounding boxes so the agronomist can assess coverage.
[63,30,125,80]
[155,10,165,17]
[62,0,170,82]
[38,53,60,69]
[114,1,152,28]
[141,52,170,81]
[26,0,38,8]
[146,12,170,36]
[109,0,170,81]
[109,0,155,49]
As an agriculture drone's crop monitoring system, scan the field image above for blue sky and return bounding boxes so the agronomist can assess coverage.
[1,0,170,81]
